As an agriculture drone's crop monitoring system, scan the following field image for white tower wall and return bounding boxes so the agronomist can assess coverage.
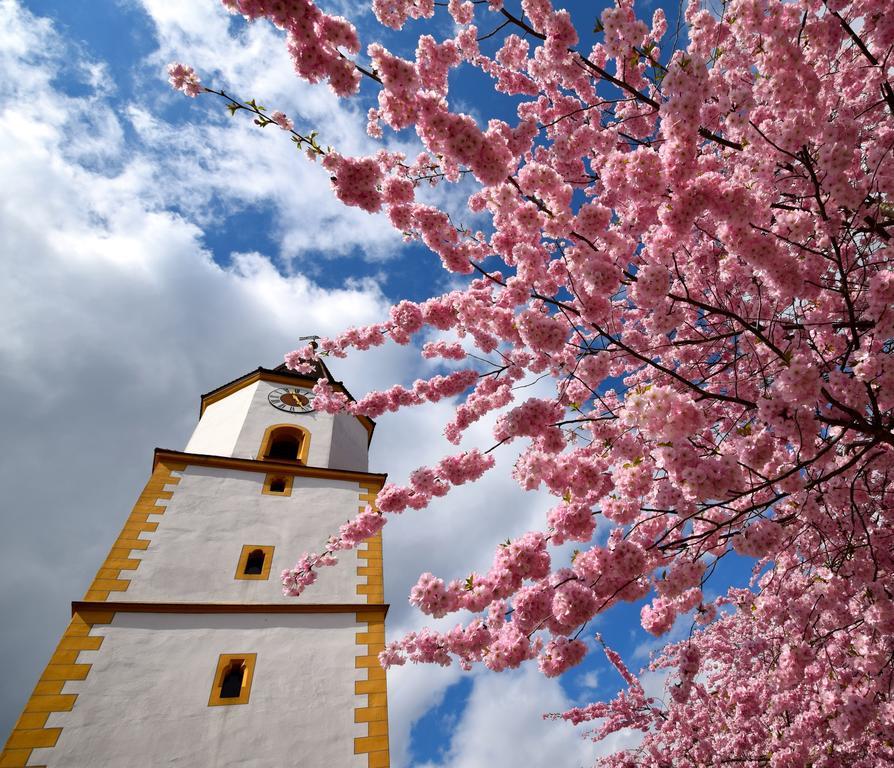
[3,365,390,768]
[121,467,365,604]
[30,612,370,768]
[185,381,259,457]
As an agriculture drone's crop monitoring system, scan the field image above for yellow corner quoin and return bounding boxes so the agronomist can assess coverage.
[208,654,257,707]
[356,481,386,605]
[83,458,186,602]
[0,609,113,768]
[234,545,275,581]
[354,479,390,766]
[262,472,294,496]
[354,609,390,768]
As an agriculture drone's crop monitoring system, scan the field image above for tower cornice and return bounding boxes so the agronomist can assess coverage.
[153,448,387,488]
[72,601,390,616]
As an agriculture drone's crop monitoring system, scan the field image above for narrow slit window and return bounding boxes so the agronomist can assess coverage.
[209,653,256,706]
[235,545,274,580]
[269,478,286,493]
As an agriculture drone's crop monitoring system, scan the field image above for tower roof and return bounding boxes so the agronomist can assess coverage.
[199,362,375,443]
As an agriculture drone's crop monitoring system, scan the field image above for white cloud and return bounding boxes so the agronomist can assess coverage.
[414,666,602,768]
[133,0,407,262]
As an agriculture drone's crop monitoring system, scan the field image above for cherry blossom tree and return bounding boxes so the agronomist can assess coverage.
[170,0,894,763]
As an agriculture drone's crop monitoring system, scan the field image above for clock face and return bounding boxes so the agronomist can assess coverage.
[268,387,315,413]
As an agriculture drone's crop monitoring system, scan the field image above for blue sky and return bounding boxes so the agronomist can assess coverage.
[0,0,754,765]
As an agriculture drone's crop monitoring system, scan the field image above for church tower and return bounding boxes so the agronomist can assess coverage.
[2,363,390,768]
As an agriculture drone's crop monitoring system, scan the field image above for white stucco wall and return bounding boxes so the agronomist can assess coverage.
[329,413,370,473]
[31,612,369,768]
[122,466,364,604]
[185,382,258,457]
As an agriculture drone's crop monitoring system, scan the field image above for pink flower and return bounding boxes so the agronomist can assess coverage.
[167,63,202,97]
[270,110,294,131]
[538,637,586,677]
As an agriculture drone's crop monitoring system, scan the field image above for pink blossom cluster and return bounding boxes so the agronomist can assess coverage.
[270,110,294,131]
[378,619,540,673]
[281,507,385,597]
[640,587,701,636]
[655,558,705,598]
[516,308,569,353]
[376,449,495,513]
[281,551,336,596]
[221,0,361,96]
[546,502,595,544]
[493,397,564,443]
[538,637,587,677]
[420,340,466,360]
[308,378,350,414]
[347,369,477,419]
[732,518,785,558]
[328,507,386,550]
[404,531,550,621]
[371,0,434,30]
[321,152,384,213]
[573,554,894,766]
[167,63,202,97]
[622,385,704,443]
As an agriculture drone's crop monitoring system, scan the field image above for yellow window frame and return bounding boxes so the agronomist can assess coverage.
[208,653,257,706]
[234,545,275,581]
[262,473,293,497]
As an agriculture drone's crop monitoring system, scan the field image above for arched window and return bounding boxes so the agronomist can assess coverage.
[244,549,265,575]
[268,433,300,460]
[220,660,245,698]
[235,544,275,580]
[209,653,256,706]
[258,424,310,465]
